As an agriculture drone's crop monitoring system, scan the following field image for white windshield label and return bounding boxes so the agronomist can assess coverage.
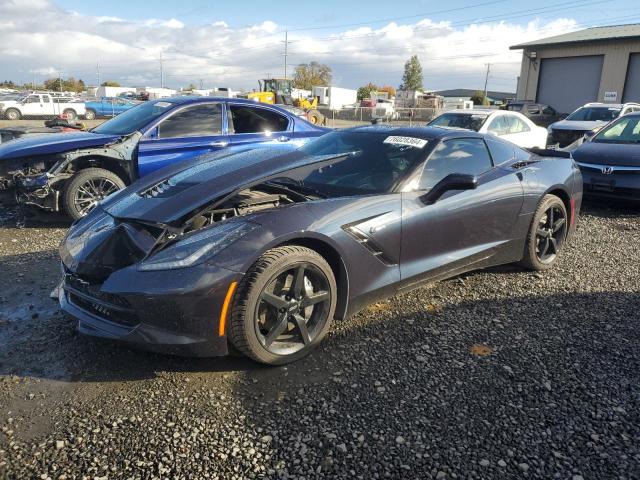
[155,101,172,108]
[383,136,428,148]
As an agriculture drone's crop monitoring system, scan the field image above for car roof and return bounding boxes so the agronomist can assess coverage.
[343,124,485,140]
[438,108,497,115]
[158,96,265,106]
[582,102,625,108]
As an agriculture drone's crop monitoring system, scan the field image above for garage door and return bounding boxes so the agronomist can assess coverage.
[536,55,604,114]
[623,53,640,103]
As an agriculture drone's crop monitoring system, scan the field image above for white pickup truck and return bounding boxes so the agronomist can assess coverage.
[0,93,87,121]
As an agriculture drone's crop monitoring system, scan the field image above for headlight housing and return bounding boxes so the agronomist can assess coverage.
[138,221,257,271]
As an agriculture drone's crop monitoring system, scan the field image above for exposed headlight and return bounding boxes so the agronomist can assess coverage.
[138,221,257,271]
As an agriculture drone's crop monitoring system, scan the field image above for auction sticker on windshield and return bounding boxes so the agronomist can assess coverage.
[383,136,428,148]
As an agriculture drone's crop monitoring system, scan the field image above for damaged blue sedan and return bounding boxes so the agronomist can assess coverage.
[0,97,327,219]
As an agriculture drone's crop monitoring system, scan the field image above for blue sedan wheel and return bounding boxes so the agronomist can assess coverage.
[229,246,336,365]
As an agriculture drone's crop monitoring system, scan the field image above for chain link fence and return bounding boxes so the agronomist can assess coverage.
[319,107,444,128]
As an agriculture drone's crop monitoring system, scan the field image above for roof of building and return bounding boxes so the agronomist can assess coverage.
[510,23,640,50]
[435,89,515,101]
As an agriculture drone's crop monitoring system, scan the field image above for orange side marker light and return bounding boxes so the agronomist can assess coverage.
[218,281,238,337]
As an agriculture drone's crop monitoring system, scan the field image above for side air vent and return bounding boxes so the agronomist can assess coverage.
[140,179,173,198]
[341,224,396,266]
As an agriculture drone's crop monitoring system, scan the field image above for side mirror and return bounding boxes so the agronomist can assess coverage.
[420,173,478,205]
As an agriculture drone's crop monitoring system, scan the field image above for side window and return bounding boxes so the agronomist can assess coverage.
[25,96,40,103]
[487,116,508,135]
[526,104,541,115]
[486,137,515,165]
[229,105,289,134]
[42,96,50,103]
[542,106,556,115]
[157,103,223,139]
[505,115,530,133]
[420,138,493,190]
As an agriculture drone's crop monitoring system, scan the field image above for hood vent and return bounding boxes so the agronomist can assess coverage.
[140,179,173,198]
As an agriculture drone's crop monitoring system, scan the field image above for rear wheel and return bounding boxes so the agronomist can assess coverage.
[520,194,568,270]
[229,246,336,365]
[4,108,20,121]
[63,109,77,121]
[84,109,96,120]
[63,168,125,220]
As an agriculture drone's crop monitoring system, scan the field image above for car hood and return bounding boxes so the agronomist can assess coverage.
[573,141,640,167]
[550,119,608,131]
[103,144,339,225]
[0,131,121,160]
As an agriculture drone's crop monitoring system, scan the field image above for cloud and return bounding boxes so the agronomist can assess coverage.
[0,0,580,92]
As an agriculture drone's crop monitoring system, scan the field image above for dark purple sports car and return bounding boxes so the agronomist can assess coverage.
[58,126,582,364]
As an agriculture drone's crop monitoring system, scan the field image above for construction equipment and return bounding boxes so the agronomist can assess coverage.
[248,78,325,125]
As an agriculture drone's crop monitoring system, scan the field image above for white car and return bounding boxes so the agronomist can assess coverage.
[0,93,86,121]
[428,109,548,149]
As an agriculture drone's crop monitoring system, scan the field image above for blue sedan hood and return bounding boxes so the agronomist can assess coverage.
[573,141,640,167]
[0,131,120,160]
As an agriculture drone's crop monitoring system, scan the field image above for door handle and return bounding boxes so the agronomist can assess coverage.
[210,140,228,147]
[277,136,290,142]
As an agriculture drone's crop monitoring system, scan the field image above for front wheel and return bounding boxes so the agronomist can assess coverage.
[229,246,336,365]
[4,108,20,121]
[63,168,125,220]
[519,194,568,271]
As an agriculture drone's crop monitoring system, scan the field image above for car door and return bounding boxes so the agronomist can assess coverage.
[502,114,536,148]
[21,95,42,116]
[136,102,228,177]
[226,104,301,148]
[399,137,524,289]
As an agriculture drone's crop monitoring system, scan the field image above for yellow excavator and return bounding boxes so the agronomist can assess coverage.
[248,78,325,125]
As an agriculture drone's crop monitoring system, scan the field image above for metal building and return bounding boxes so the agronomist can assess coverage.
[511,24,640,114]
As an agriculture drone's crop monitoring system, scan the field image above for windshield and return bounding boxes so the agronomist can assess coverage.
[593,116,640,143]
[428,113,488,131]
[566,107,621,122]
[92,100,177,135]
[289,131,429,195]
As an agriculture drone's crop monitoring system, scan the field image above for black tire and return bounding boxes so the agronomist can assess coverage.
[63,109,77,121]
[520,194,568,271]
[84,109,96,120]
[63,167,125,220]
[4,108,20,121]
[307,109,324,125]
[229,245,336,365]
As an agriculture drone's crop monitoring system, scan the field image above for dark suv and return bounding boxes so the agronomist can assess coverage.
[505,102,563,127]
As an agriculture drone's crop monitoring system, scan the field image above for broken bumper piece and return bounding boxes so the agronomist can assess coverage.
[15,174,61,212]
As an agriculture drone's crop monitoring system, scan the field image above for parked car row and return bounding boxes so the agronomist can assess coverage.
[1,89,637,366]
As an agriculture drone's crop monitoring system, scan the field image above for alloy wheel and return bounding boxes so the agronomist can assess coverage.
[255,262,331,355]
[535,204,566,263]
[73,178,119,216]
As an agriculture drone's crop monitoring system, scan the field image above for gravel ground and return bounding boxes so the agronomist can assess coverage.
[0,200,639,480]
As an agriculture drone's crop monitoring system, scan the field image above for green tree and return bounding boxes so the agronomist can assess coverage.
[470,90,489,106]
[293,62,332,90]
[44,77,86,93]
[184,83,197,91]
[101,80,121,87]
[357,82,378,101]
[400,55,423,91]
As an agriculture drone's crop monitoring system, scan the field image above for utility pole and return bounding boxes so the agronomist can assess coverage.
[58,68,62,93]
[483,63,491,101]
[160,52,164,88]
[199,78,204,89]
[96,62,101,87]
[281,30,291,78]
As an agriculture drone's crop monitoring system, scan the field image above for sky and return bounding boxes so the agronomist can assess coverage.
[1,0,639,93]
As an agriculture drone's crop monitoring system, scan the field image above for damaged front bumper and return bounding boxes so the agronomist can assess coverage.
[58,262,242,357]
[15,172,69,212]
